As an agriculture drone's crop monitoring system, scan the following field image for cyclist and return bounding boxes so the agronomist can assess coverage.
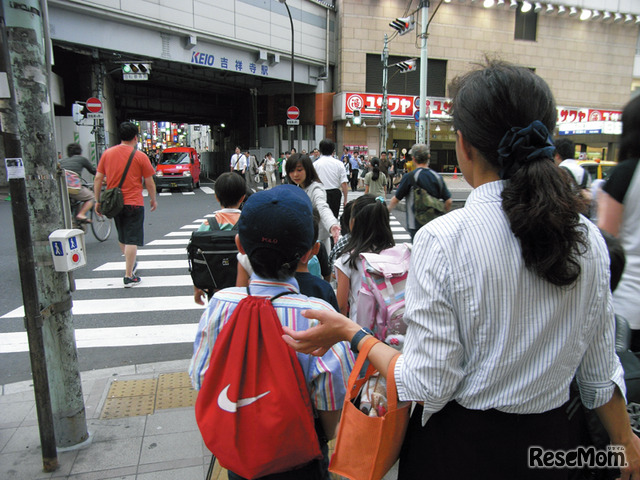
[60,143,96,223]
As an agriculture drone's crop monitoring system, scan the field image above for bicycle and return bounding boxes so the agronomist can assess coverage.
[70,185,112,242]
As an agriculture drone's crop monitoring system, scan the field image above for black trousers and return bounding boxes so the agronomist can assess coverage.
[325,188,342,220]
[350,169,359,191]
[398,402,572,480]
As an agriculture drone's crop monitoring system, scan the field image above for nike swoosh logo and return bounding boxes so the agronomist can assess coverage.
[217,384,270,413]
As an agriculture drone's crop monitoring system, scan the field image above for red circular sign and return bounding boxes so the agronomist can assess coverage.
[86,97,103,113]
[287,106,300,120]
[72,253,79,263]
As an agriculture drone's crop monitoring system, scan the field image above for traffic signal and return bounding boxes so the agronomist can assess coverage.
[122,63,150,74]
[396,58,417,73]
[72,103,85,123]
[389,15,415,35]
[352,109,362,125]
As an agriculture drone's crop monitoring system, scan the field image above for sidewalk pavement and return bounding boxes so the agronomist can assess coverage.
[1,359,400,480]
[0,359,219,480]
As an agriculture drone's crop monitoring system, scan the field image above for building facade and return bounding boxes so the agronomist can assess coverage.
[334,0,640,170]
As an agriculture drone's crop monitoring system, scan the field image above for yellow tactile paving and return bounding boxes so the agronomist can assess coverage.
[100,395,156,419]
[100,373,198,418]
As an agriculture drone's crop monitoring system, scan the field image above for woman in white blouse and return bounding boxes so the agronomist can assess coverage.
[283,61,640,479]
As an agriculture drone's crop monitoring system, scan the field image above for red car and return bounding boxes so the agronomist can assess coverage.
[154,147,201,192]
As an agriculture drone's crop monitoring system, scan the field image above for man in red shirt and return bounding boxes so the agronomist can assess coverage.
[94,122,157,287]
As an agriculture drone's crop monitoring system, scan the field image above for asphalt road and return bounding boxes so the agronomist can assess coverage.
[0,181,425,385]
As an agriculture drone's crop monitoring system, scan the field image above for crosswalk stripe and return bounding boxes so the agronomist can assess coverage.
[183,191,196,195]
[131,248,187,256]
[146,239,190,246]
[74,275,193,290]
[200,186,214,194]
[1,295,203,319]
[0,323,199,353]
[94,260,188,271]
[180,225,200,230]
[165,232,193,237]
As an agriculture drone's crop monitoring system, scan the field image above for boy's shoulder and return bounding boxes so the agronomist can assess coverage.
[212,285,333,311]
[295,272,338,310]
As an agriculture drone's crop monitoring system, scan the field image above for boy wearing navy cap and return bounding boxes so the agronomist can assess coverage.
[189,185,354,480]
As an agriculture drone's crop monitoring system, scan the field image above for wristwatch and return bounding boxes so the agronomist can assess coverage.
[350,327,374,354]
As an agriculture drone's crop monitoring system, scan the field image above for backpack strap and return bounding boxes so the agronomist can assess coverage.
[413,167,445,198]
[115,146,137,190]
[245,285,298,300]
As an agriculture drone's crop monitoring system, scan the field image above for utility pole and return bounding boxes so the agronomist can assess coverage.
[92,51,106,160]
[2,0,88,449]
[380,34,389,157]
[418,0,430,145]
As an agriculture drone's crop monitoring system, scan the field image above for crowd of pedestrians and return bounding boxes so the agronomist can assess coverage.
[189,59,640,480]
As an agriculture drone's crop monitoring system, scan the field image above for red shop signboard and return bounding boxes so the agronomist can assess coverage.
[345,93,451,119]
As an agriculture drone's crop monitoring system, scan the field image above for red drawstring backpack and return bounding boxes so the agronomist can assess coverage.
[195,291,322,479]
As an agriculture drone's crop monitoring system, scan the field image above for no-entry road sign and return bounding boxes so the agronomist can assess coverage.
[86,97,102,113]
[287,106,300,120]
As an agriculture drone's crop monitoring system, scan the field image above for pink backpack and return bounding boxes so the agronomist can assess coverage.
[356,244,411,350]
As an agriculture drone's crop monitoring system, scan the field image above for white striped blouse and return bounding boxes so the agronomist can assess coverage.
[394,180,625,426]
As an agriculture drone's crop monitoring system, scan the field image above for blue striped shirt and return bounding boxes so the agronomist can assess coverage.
[189,276,354,411]
[394,180,625,425]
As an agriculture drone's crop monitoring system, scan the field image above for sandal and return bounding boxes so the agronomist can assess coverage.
[76,216,92,224]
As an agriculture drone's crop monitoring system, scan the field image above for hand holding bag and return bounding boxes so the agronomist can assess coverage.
[100,147,137,218]
[329,336,410,480]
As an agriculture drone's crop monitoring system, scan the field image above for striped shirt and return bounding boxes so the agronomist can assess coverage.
[189,276,354,411]
[394,180,625,425]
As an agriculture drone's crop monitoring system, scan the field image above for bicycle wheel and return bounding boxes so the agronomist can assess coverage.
[90,209,112,242]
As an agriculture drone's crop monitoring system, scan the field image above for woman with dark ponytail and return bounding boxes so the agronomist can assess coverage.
[363,157,386,196]
[283,60,640,478]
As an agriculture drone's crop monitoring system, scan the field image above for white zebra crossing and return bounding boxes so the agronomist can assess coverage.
[0,190,412,356]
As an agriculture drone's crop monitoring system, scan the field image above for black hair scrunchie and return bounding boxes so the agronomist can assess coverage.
[496,120,556,179]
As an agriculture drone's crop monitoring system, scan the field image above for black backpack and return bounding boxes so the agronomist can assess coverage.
[187,221,239,292]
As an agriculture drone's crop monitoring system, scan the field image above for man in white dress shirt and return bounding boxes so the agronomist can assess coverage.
[312,139,348,219]
[229,146,246,177]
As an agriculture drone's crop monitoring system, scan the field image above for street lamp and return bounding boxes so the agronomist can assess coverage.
[277,0,295,153]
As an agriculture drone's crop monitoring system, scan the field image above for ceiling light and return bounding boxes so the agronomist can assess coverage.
[509,0,518,10]
[625,14,634,24]
[450,124,456,131]
[636,15,640,24]
[483,0,494,7]
[390,122,396,129]
[376,121,382,128]
[407,123,413,130]
[497,0,505,5]
[361,120,367,127]
[614,12,623,23]
[545,4,553,14]
[346,120,351,127]
[521,1,532,13]
[435,124,441,132]
[580,9,591,21]
[557,5,565,15]
[569,7,578,17]
[444,0,452,2]
[533,2,542,13]
[602,11,611,21]
[591,10,601,20]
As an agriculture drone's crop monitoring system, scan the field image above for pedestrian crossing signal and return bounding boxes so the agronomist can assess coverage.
[389,16,415,36]
[353,109,362,125]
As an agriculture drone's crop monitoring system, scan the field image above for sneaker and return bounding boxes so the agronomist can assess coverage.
[124,275,141,288]
[132,261,138,275]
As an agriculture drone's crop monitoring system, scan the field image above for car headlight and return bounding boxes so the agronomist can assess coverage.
[183,170,191,177]
[156,171,163,177]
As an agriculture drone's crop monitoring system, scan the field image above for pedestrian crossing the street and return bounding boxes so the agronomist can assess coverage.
[0,189,411,364]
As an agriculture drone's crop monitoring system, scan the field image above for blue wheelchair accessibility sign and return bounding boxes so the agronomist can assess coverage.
[52,241,64,256]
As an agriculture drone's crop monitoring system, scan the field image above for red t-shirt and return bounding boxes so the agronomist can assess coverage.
[97,145,155,206]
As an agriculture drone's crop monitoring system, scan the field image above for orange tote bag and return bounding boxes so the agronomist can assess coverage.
[329,336,410,480]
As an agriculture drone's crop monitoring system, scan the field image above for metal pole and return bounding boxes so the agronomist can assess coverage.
[284,2,295,153]
[381,34,389,156]
[418,0,429,144]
